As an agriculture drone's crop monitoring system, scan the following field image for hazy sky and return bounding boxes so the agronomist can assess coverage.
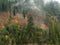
[54,0,60,3]
[45,0,60,3]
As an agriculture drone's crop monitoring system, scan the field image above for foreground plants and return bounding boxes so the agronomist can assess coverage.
[0,16,46,45]
[0,15,60,45]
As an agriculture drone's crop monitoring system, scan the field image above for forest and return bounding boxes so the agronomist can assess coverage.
[0,0,60,45]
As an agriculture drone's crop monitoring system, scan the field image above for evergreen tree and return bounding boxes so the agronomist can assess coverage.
[44,1,60,16]
[0,0,8,12]
[22,9,27,19]
[26,15,36,43]
[27,15,34,29]
[13,6,18,16]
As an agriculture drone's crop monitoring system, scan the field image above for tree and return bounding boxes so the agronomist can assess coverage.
[8,0,17,18]
[34,0,44,9]
[0,0,8,12]
[34,0,44,15]
[13,6,18,16]
[22,9,27,19]
[26,15,35,42]
[44,1,60,16]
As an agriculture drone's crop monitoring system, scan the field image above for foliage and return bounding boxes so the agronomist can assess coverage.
[46,15,60,45]
[1,0,60,45]
[44,1,60,16]
[0,15,45,45]
[0,0,8,12]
